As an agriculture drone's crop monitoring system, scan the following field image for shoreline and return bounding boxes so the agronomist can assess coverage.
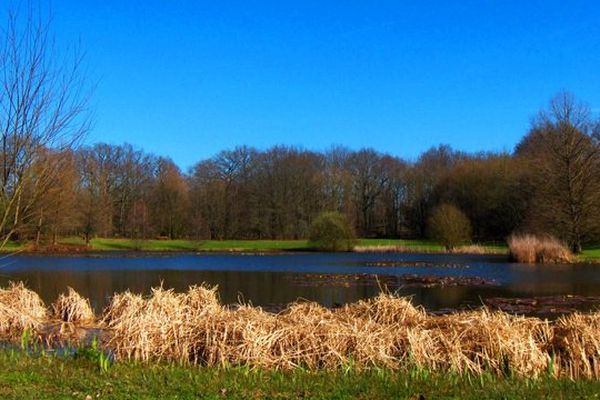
[1,239,598,262]
[2,283,600,379]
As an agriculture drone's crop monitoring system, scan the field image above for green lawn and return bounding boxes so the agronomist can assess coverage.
[580,246,600,262]
[1,237,599,261]
[58,237,310,252]
[1,350,599,399]
[356,238,445,250]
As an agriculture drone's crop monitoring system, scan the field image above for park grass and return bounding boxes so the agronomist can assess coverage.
[56,237,509,254]
[2,236,599,261]
[57,237,310,252]
[580,246,600,262]
[1,350,599,400]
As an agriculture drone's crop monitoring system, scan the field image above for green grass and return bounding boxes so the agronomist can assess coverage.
[58,237,310,252]
[3,236,598,260]
[580,246,600,262]
[356,238,445,250]
[0,350,599,399]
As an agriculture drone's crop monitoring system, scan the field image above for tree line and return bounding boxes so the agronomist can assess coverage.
[2,6,599,253]
[4,92,597,253]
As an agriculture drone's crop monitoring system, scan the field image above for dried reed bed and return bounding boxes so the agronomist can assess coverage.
[353,244,503,255]
[353,245,431,253]
[553,313,600,378]
[51,287,95,323]
[102,285,222,363]
[508,234,572,263]
[421,310,553,377]
[2,282,600,378]
[0,282,47,340]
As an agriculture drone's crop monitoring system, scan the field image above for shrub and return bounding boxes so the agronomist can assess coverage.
[508,234,572,264]
[309,211,356,251]
[427,204,472,251]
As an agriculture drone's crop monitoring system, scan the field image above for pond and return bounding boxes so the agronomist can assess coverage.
[1,252,599,316]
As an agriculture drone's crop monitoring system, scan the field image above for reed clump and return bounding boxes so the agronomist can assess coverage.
[508,234,572,264]
[2,282,600,378]
[353,245,430,253]
[553,312,600,378]
[51,287,95,323]
[420,310,553,377]
[353,244,502,255]
[0,282,47,340]
[102,284,223,363]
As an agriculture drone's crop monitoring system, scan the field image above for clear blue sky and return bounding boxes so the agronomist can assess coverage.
[29,1,600,168]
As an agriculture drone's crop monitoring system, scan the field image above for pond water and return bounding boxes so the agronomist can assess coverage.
[1,252,599,316]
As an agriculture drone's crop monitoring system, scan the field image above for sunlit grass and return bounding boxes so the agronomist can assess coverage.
[0,350,598,399]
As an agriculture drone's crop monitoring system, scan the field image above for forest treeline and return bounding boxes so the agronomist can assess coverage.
[12,93,600,253]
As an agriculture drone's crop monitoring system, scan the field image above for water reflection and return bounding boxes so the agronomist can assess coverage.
[0,252,599,313]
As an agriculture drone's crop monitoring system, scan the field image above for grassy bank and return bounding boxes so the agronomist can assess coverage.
[4,237,507,253]
[1,350,598,400]
[3,237,600,261]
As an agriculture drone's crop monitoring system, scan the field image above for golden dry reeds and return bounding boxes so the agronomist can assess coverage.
[553,312,600,378]
[420,310,553,377]
[0,282,47,340]
[353,244,502,255]
[2,281,600,378]
[51,287,95,323]
[508,234,573,264]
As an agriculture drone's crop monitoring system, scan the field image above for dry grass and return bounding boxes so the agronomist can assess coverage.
[2,282,600,378]
[51,287,95,323]
[0,282,47,340]
[508,234,572,263]
[354,245,428,253]
[455,244,494,254]
[553,313,600,378]
[353,244,502,255]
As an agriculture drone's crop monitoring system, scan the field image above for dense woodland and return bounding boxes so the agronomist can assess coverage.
[5,93,598,253]
[1,8,599,253]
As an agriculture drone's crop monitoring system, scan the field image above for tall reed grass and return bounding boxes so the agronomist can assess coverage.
[0,282,46,340]
[51,287,95,323]
[508,234,572,263]
[353,244,499,254]
[1,282,600,378]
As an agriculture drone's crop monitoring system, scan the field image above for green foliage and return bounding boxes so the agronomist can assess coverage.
[20,329,31,351]
[73,337,111,372]
[309,212,356,251]
[428,203,472,250]
[1,350,600,399]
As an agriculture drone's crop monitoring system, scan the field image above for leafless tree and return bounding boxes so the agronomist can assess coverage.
[517,92,600,253]
[0,5,91,247]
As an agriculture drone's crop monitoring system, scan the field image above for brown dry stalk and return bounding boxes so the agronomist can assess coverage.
[508,234,572,263]
[51,287,95,323]
[0,282,599,378]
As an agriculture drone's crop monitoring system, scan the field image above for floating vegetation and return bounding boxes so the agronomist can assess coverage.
[398,274,496,288]
[485,295,600,316]
[286,273,495,288]
[364,260,469,269]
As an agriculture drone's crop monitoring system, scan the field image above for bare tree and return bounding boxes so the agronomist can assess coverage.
[516,92,600,253]
[0,5,91,247]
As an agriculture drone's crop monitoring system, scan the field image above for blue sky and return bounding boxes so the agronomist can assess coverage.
[22,1,600,168]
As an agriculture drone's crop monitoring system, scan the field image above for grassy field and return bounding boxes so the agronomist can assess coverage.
[11,237,506,252]
[59,237,310,252]
[580,245,600,262]
[2,237,599,261]
[1,350,599,400]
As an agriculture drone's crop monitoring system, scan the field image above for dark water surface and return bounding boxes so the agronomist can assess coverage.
[1,252,599,314]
